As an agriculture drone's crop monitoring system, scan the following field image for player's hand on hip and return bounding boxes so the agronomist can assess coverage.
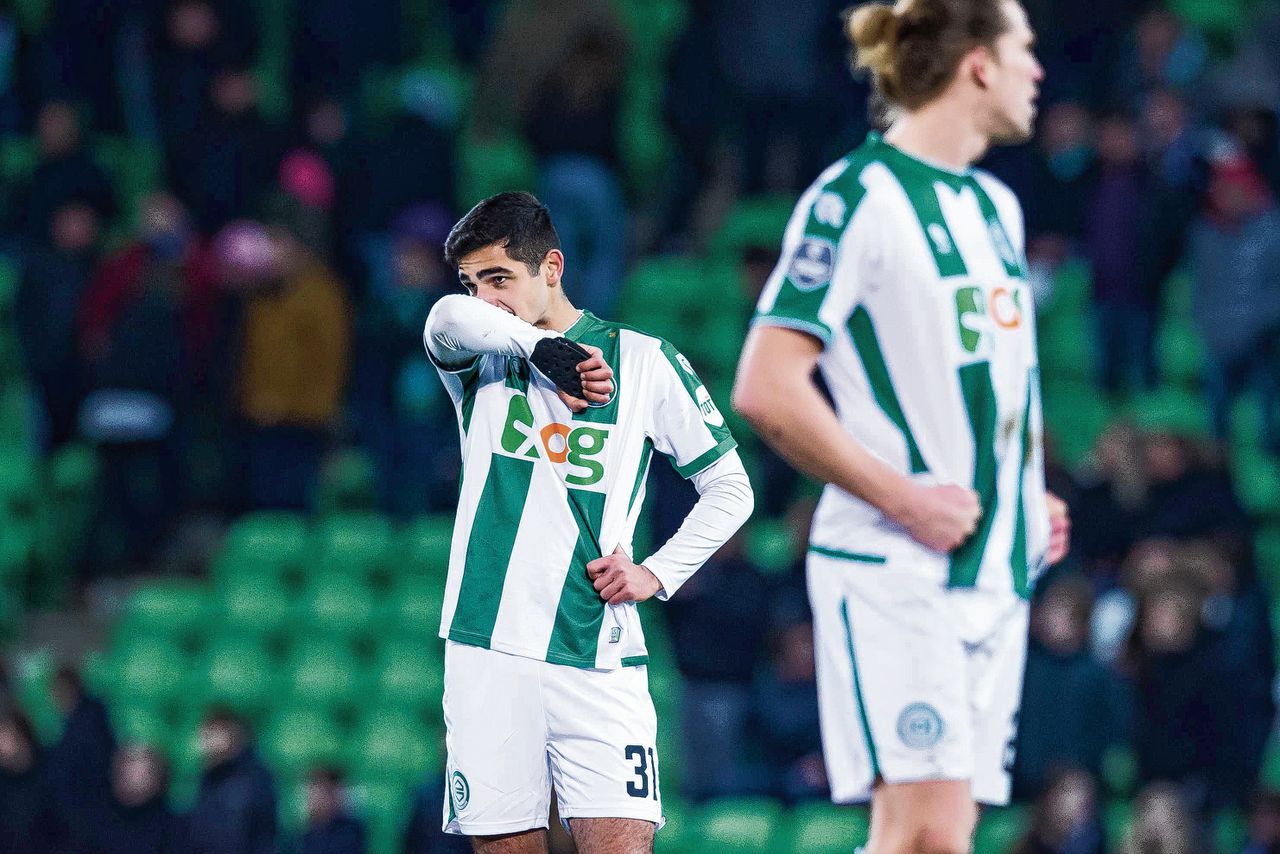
[587,546,662,606]
[1046,491,1071,565]
[889,482,983,553]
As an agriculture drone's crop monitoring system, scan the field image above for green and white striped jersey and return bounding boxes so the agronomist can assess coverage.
[433,310,737,669]
[754,132,1051,597]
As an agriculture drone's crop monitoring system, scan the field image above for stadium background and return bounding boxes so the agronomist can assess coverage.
[1,0,1279,852]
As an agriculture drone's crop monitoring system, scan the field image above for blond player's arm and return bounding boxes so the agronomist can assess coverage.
[732,325,980,552]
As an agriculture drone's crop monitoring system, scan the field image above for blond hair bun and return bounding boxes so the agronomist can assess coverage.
[848,2,902,81]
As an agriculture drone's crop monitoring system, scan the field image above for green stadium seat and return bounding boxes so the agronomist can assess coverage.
[0,386,31,451]
[0,449,38,518]
[618,71,675,194]
[118,582,210,646]
[48,443,98,497]
[972,806,1029,854]
[317,448,378,517]
[616,0,688,69]
[1262,736,1280,789]
[0,136,36,183]
[354,779,417,854]
[110,703,172,749]
[1037,312,1095,382]
[778,802,871,854]
[196,635,277,714]
[312,513,394,583]
[1104,801,1131,850]
[284,637,361,709]
[297,572,377,637]
[1041,381,1111,468]
[457,134,537,208]
[1213,809,1248,854]
[398,515,454,579]
[262,706,345,778]
[111,637,190,708]
[351,708,441,783]
[745,517,798,576]
[1042,258,1091,317]
[216,572,295,636]
[709,196,795,262]
[216,512,310,586]
[1233,447,1280,519]
[693,798,784,854]
[1155,320,1204,389]
[0,523,33,588]
[369,638,444,713]
[1124,388,1210,439]
[619,256,706,323]
[1256,525,1280,595]
[380,576,447,639]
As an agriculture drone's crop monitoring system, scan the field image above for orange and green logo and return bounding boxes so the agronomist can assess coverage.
[954,284,1024,354]
[500,394,609,486]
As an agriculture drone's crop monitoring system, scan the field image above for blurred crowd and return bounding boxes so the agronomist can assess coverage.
[4,0,1280,853]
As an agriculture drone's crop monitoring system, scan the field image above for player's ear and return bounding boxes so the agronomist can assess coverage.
[968,45,994,90]
[543,249,566,289]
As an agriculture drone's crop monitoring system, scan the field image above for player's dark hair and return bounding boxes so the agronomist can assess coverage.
[845,0,1016,111]
[443,191,561,276]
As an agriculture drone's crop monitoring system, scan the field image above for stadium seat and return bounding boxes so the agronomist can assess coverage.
[353,778,417,854]
[0,449,38,519]
[311,513,394,584]
[619,256,706,323]
[261,705,345,779]
[397,514,454,578]
[745,517,798,575]
[1256,525,1280,594]
[118,582,210,646]
[618,70,674,194]
[379,575,447,639]
[350,708,442,783]
[1213,809,1248,854]
[316,448,379,517]
[215,572,295,637]
[778,802,871,854]
[368,637,444,713]
[1125,388,1210,439]
[195,635,277,714]
[653,798,695,854]
[1037,311,1095,382]
[1041,380,1111,468]
[457,134,537,208]
[615,0,688,69]
[972,806,1030,854]
[0,385,31,451]
[1155,320,1204,389]
[296,572,377,638]
[693,798,785,854]
[709,196,796,262]
[1262,736,1280,788]
[1104,800,1132,850]
[216,511,310,587]
[110,703,172,749]
[111,637,189,708]
[1233,447,1280,519]
[284,637,361,709]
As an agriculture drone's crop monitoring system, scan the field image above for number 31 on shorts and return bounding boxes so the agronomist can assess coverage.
[625,745,660,800]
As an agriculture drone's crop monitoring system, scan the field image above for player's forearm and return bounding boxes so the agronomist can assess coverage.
[734,356,910,518]
[423,294,555,366]
[642,451,754,600]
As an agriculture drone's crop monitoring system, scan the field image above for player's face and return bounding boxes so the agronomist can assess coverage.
[982,1,1043,145]
[456,243,563,326]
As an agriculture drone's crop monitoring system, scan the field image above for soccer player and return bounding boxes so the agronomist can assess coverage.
[423,192,753,854]
[732,2,1070,852]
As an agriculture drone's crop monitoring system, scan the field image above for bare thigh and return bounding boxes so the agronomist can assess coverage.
[866,779,975,854]
[472,829,549,854]
[568,817,655,854]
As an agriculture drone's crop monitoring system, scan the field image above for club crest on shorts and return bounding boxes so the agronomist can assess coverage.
[787,237,835,291]
[896,702,945,750]
[450,771,470,811]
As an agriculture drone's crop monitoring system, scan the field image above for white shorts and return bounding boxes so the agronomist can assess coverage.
[441,641,663,836]
[807,546,1029,806]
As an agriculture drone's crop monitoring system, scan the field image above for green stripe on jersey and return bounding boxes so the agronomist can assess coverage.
[658,341,737,478]
[547,489,608,667]
[969,180,1027,278]
[629,439,654,513]
[756,153,871,342]
[447,454,536,646]
[847,306,928,474]
[870,136,968,279]
[949,362,999,588]
[565,312,623,425]
[809,545,887,565]
[621,655,649,667]
[1010,372,1035,599]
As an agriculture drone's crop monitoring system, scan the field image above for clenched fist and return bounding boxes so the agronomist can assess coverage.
[888,482,983,553]
[587,547,662,605]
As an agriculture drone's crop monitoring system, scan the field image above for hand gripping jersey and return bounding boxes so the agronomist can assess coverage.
[433,311,737,669]
[754,133,1051,597]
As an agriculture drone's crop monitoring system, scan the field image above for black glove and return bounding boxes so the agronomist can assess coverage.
[530,337,592,399]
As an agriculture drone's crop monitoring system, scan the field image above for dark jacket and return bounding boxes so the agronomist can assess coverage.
[188,749,278,854]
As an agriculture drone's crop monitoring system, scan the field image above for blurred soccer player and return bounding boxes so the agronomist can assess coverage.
[734,2,1070,852]
[423,192,753,854]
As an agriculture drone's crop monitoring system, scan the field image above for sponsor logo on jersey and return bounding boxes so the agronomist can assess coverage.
[788,237,835,291]
[927,223,953,255]
[896,702,945,749]
[499,394,609,486]
[814,192,847,228]
[609,626,622,644]
[989,220,1017,268]
[451,771,470,811]
[694,385,725,428]
[954,284,1024,355]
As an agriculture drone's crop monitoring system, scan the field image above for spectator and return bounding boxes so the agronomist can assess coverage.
[91,745,187,854]
[15,198,100,449]
[9,99,117,241]
[28,0,127,132]
[1071,424,1147,579]
[1015,575,1129,799]
[1188,150,1280,453]
[401,776,471,854]
[0,708,60,853]
[296,767,366,854]
[1133,429,1250,548]
[45,665,115,845]
[1084,111,1157,396]
[169,63,286,232]
[662,534,770,801]
[351,203,457,516]
[233,203,350,510]
[187,709,277,854]
[1119,781,1204,854]
[752,618,826,803]
[1025,101,1094,297]
[1243,789,1280,854]
[1013,767,1107,854]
